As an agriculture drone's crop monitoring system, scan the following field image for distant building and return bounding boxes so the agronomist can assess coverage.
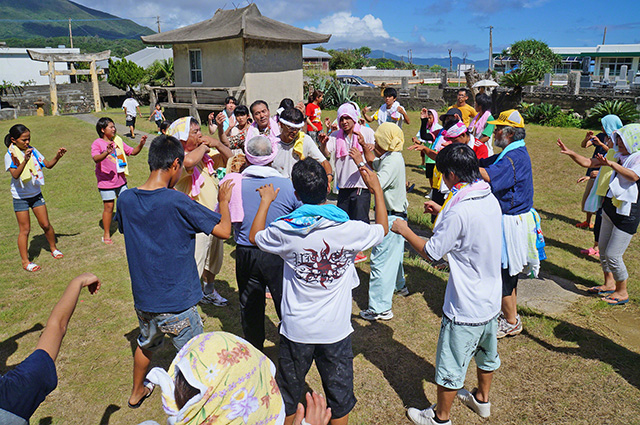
[494,43,640,77]
[303,47,331,71]
[141,4,330,112]
[0,46,80,85]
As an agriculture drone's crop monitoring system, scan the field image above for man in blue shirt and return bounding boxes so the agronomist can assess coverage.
[115,135,233,408]
[479,110,535,339]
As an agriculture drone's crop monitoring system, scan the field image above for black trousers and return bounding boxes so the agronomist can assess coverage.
[235,245,284,351]
[337,187,371,223]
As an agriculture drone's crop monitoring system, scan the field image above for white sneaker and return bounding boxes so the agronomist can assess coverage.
[359,308,393,321]
[457,388,491,418]
[496,313,522,338]
[407,405,450,425]
[395,286,410,297]
[200,289,228,307]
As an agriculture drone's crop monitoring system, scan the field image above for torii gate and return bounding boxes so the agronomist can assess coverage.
[27,50,110,116]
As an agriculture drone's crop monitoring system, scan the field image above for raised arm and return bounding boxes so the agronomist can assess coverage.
[581,131,595,148]
[249,184,280,244]
[390,220,433,262]
[130,135,147,156]
[215,112,231,147]
[362,106,374,123]
[358,166,388,235]
[211,180,234,239]
[8,148,32,178]
[595,153,640,182]
[43,148,67,169]
[557,138,599,169]
[93,142,114,163]
[399,106,410,125]
[35,273,100,362]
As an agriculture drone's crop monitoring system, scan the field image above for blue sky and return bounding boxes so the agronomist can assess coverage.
[75,0,640,60]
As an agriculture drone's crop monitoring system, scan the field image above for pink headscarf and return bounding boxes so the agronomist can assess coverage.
[334,103,363,158]
[244,135,279,166]
[428,109,441,132]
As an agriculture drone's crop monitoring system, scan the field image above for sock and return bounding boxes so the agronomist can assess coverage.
[433,413,448,424]
[203,281,215,295]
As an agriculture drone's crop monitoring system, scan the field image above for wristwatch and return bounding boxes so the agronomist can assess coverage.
[358,161,366,168]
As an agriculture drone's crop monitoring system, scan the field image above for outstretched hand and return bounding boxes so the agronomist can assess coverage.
[359,166,381,193]
[556,138,571,155]
[293,392,332,425]
[577,176,590,184]
[215,112,226,126]
[594,153,610,167]
[256,183,279,203]
[218,180,235,203]
[139,135,148,146]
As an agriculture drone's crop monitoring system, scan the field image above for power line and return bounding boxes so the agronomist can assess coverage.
[0,17,156,23]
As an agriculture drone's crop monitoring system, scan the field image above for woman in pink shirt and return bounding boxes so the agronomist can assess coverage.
[91,117,146,244]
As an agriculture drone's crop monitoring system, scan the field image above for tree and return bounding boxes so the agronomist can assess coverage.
[429,64,444,72]
[327,46,371,70]
[107,58,145,91]
[508,39,561,80]
[145,58,174,86]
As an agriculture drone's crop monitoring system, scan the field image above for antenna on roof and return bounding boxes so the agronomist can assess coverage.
[232,2,238,8]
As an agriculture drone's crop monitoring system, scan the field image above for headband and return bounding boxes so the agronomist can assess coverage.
[278,117,304,129]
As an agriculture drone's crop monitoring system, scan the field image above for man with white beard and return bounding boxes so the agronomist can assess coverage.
[478,110,537,338]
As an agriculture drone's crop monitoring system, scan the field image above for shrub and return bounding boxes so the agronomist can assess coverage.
[584,100,639,128]
[519,102,582,128]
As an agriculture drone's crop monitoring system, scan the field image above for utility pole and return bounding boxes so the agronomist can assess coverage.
[408,49,412,64]
[68,18,73,48]
[602,26,607,44]
[489,25,493,71]
[448,48,453,71]
[156,16,161,33]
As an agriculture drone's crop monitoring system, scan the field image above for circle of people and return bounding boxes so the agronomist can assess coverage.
[3,86,639,425]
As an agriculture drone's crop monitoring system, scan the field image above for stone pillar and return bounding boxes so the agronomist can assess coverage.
[439,69,448,89]
[543,73,551,87]
[567,71,580,95]
[401,77,408,90]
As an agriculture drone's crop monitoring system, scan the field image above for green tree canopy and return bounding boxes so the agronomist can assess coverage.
[507,39,561,80]
[107,58,145,91]
[325,46,371,70]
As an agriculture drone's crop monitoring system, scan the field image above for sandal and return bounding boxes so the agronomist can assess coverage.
[102,237,114,245]
[24,262,41,272]
[128,380,155,409]
[51,249,64,259]
[575,221,590,229]
[580,247,599,256]
[586,286,614,295]
[602,296,629,305]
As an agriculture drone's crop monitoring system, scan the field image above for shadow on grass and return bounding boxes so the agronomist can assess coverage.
[544,236,600,264]
[27,232,79,261]
[537,208,580,227]
[99,216,119,236]
[523,310,640,391]
[38,418,52,425]
[0,323,44,373]
[99,404,120,425]
[542,261,600,289]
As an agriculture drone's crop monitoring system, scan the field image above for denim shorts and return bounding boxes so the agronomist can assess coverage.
[13,193,45,212]
[99,184,127,201]
[435,315,501,390]
[135,306,203,352]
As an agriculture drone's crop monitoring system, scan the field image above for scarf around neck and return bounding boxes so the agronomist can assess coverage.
[8,144,44,184]
[277,204,349,229]
[334,124,363,158]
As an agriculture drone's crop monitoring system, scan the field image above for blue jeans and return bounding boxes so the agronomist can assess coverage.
[135,306,203,352]
[367,214,406,313]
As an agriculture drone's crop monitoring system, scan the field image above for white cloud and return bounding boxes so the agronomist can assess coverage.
[305,12,403,49]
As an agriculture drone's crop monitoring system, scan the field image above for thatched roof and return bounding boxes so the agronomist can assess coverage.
[141,4,330,45]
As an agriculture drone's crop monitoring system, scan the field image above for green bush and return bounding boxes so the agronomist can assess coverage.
[306,75,353,109]
[519,102,582,128]
[584,100,639,128]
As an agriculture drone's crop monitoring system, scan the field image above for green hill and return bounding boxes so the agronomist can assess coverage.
[0,0,155,39]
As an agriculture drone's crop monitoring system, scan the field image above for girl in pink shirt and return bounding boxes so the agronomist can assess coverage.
[91,117,146,244]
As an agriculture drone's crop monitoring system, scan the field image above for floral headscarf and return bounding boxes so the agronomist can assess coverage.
[146,332,284,425]
[374,122,405,152]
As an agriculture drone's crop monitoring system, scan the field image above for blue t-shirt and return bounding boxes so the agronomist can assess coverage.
[233,176,301,246]
[479,146,534,215]
[0,349,57,421]
[116,188,221,313]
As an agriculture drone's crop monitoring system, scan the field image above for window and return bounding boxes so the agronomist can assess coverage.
[189,50,202,84]
[599,57,633,77]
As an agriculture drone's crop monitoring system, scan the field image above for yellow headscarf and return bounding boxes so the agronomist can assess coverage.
[374,122,404,152]
[8,144,43,182]
[146,332,284,425]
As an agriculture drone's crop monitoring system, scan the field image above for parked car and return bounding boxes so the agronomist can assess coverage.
[337,75,375,88]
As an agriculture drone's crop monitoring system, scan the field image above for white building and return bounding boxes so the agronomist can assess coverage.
[0,46,80,85]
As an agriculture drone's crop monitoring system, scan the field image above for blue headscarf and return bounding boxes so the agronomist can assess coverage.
[601,114,623,138]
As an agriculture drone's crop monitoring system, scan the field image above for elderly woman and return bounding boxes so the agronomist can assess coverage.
[558,123,640,305]
[138,332,331,425]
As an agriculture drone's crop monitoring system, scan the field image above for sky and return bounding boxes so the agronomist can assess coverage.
[73,0,640,61]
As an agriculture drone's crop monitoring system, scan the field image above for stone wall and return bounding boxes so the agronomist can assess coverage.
[0,82,126,117]
[350,86,446,110]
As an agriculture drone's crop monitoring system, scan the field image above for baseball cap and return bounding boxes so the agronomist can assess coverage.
[488,109,525,128]
[440,108,462,120]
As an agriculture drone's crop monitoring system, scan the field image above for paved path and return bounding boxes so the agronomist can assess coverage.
[74,113,152,145]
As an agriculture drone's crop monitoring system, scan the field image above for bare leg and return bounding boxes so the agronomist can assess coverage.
[15,210,31,268]
[330,414,349,425]
[102,200,115,240]
[32,205,57,252]
[435,385,457,421]
[474,368,493,403]
[607,279,629,302]
[129,125,135,138]
[129,346,153,405]
[585,212,593,226]
[202,269,215,294]
[501,288,518,325]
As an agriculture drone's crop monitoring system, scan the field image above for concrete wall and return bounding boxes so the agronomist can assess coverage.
[0,47,80,85]
[244,69,303,112]
[173,39,245,88]
[244,40,301,73]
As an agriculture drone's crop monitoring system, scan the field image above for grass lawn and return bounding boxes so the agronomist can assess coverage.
[1,112,639,424]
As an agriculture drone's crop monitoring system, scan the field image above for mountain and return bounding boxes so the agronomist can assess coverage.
[369,49,490,71]
[0,0,154,40]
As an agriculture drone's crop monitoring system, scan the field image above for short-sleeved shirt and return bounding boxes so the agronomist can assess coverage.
[305,103,322,132]
[425,188,502,324]
[272,134,327,178]
[372,151,408,212]
[115,188,221,313]
[0,349,57,421]
[174,152,225,211]
[4,147,45,199]
[234,175,301,246]
[255,219,385,344]
[325,126,375,189]
[479,146,534,215]
[586,133,608,176]
[91,137,134,189]
[448,104,478,126]
[122,98,139,118]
